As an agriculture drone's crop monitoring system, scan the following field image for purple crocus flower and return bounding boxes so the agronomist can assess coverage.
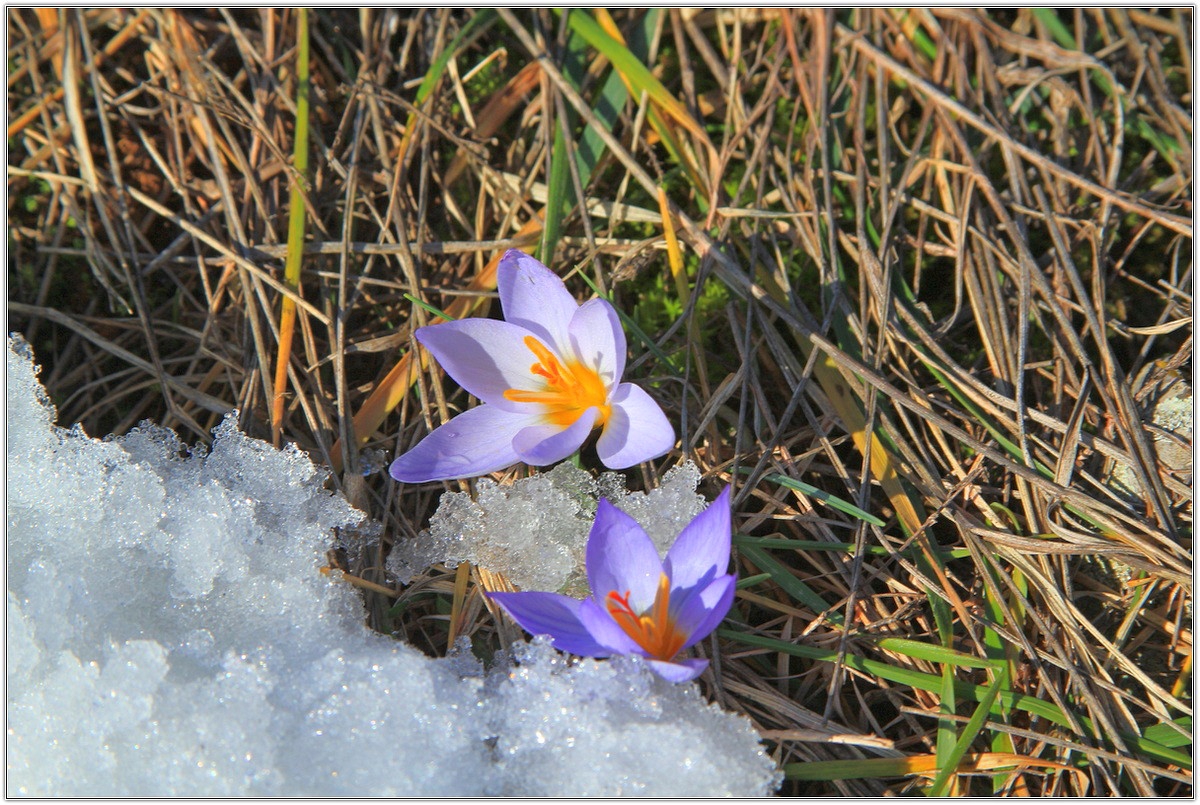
[489,487,736,683]
[389,250,675,483]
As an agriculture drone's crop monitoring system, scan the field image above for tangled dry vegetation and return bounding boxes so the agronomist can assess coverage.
[8,8,1192,796]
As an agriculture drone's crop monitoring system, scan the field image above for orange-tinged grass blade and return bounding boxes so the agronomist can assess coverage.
[444,60,542,187]
[329,217,543,473]
[657,186,688,299]
[785,752,1088,791]
[810,347,975,635]
[271,8,310,447]
[319,565,400,598]
[657,186,710,397]
[33,9,62,80]
[446,561,472,648]
[810,352,924,533]
[1173,652,1192,699]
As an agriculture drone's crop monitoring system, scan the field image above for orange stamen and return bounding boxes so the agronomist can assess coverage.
[605,573,688,662]
[503,335,611,428]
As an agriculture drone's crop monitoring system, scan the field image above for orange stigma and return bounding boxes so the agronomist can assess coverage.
[605,573,688,662]
[503,335,611,428]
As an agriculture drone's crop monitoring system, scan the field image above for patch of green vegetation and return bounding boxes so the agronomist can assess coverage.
[459,49,508,111]
[627,261,731,361]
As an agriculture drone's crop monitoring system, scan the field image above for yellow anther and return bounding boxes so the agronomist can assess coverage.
[504,335,611,428]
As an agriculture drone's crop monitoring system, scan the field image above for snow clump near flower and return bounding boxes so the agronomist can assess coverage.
[386,460,707,594]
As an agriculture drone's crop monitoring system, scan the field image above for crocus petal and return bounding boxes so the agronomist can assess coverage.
[664,487,732,590]
[497,250,578,357]
[512,408,598,467]
[585,498,663,611]
[577,596,643,656]
[389,405,538,483]
[673,574,737,650]
[415,319,543,411]
[646,657,709,683]
[488,591,611,657]
[568,298,625,388]
[595,383,675,469]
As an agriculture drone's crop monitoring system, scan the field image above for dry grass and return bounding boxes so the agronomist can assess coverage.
[8,9,1192,796]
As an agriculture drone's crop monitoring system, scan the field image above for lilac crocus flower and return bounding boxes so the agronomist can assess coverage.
[389,250,675,483]
[489,487,736,683]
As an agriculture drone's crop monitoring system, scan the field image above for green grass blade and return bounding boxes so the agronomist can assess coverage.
[1143,717,1192,749]
[718,627,1192,769]
[935,663,958,791]
[271,7,311,444]
[397,11,497,164]
[539,28,590,265]
[747,470,887,526]
[928,666,1009,796]
[1030,9,1077,50]
[413,10,497,107]
[785,756,927,781]
[562,9,704,140]
[736,572,772,589]
[876,638,1000,670]
[403,293,454,322]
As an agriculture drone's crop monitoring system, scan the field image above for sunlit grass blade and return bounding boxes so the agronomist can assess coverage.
[875,638,1000,670]
[808,348,926,536]
[1143,717,1192,749]
[980,557,1028,792]
[271,8,309,447]
[590,9,711,198]
[402,293,454,322]
[563,9,706,141]
[806,340,964,644]
[936,663,960,795]
[657,186,711,397]
[446,561,471,647]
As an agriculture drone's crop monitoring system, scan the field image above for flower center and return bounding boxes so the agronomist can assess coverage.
[605,573,688,662]
[503,335,611,428]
